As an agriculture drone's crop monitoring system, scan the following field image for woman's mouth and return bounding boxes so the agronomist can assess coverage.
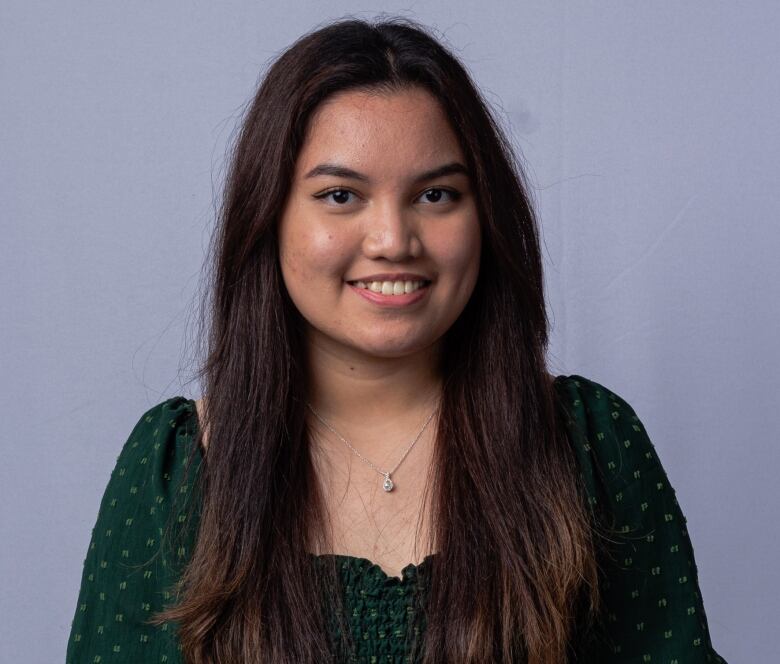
[348,279,431,295]
[346,279,432,307]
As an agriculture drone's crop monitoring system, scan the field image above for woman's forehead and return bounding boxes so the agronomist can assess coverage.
[297,88,464,180]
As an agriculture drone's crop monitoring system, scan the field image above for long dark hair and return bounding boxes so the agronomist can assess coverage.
[149,15,603,663]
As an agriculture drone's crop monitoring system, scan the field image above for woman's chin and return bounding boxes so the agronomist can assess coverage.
[346,335,435,360]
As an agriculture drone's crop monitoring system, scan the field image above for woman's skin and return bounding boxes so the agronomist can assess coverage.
[200,87,482,576]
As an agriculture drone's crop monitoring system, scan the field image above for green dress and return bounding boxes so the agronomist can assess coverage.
[65,375,727,663]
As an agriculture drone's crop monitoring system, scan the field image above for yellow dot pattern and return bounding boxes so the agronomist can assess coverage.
[554,374,727,662]
[65,398,198,663]
[65,376,728,662]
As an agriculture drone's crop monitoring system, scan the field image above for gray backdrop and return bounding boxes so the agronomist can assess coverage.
[3,2,777,662]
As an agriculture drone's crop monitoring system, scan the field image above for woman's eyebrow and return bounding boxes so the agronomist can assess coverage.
[303,161,470,184]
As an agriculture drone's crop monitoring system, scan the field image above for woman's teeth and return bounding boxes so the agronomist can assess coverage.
[352,280,428,295]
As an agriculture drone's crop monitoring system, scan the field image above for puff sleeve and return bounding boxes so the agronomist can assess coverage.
[65,397,201,664]
[554,374,728,663]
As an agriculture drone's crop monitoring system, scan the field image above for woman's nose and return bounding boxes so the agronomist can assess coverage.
[361,203,422,260]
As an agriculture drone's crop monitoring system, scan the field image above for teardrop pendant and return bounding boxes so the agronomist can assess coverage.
[382,473,394,492]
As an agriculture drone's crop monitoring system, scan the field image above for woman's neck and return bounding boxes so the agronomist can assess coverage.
[305,337,443,426]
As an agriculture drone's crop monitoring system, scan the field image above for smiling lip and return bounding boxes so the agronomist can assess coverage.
[347,281,431,308]
[347,272,431,283]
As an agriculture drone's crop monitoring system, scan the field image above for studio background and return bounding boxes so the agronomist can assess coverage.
[3,2,777,662]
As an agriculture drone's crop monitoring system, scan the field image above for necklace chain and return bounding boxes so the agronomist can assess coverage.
[305,398,439,493]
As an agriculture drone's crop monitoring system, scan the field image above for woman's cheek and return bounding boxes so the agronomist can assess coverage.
[437,222,480,271]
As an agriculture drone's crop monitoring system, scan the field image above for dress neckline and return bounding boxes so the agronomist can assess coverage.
[309,552,436,583]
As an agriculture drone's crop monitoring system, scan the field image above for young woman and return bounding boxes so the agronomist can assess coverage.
[66,17,727,664]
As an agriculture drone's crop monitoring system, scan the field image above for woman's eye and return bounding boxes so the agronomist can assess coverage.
[315,188,357,205]
[419,187,461,204]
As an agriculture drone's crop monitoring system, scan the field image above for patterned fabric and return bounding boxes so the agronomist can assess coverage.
[65,374,728,663]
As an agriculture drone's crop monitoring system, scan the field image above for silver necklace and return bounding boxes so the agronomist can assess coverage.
[305,399,439,493]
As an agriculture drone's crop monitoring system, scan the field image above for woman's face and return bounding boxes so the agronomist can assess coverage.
[278,86,481,360]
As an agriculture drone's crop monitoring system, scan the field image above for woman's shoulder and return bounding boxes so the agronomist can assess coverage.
[80,395,203,580]
[65,397,202,662]
[552,373,663,507]
[112,396,201,481]
[551,374,728,661]
[89,396,202,551]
